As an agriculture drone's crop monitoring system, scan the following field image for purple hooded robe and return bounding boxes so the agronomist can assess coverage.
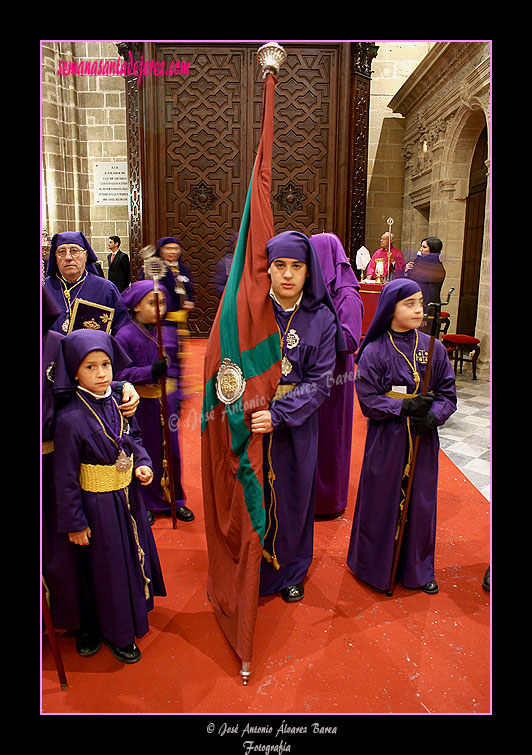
[42,288,82,628]
[346,279,457,591]
[114,281,187,513]
[44,232,129,336]
[310,233,363,516]
[259,232,346,596]
[52,330,166,647]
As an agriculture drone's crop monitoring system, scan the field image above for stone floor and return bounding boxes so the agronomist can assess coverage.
[439,362,491,501]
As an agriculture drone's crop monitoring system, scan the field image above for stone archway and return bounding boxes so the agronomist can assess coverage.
[437,104,490,366]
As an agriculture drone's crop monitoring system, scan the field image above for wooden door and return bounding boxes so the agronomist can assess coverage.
[139,42,352,336]
[457,126,487,336]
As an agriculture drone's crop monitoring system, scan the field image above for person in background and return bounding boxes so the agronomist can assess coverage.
[404,237,446,333]
[212,232,238,298]
[107,235,130,293]
[115,281,193,523]
[364,232,406,281]
[310,232,363,519]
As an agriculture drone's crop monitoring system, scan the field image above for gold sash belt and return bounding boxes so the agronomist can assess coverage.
[165,310,188,323]
[135,378,177,399]
[79,455,134,492]
[42,440,54,455]
[384,389,417,400]
[272,383,296,402]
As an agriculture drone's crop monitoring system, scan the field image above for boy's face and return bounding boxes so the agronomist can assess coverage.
[268,257,308,309]
[134,291,166,324]
[75,350,113,395]
[159,243,181,264]
[391,291,424,332]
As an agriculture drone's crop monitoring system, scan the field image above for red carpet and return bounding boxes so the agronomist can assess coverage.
[41,339,491,716]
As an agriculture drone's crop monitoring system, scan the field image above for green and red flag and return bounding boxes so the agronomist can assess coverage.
[201,72,281,674]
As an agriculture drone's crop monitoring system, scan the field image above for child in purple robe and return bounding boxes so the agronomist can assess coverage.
[346,279,457,594]
[310,233,363,518]
[52,330,166,663]
[115,281,193,522]
[250,231,346,602]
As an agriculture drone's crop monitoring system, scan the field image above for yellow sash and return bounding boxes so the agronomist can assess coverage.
[79,455,133,492]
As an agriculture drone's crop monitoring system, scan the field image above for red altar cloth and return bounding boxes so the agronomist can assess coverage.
[359,282,383,336]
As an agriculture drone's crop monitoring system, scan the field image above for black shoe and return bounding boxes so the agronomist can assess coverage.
[103,637,141,664]
[147,510,155,526]
[76,631,101,657]
[421,579,439,594]
[482,567,490,592]
[175,506,195,522]
[281,584,304,602]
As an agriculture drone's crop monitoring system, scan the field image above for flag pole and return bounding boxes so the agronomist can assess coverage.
[236,42,287,686]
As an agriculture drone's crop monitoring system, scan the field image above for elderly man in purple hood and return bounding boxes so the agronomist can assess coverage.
[44,231,129,336]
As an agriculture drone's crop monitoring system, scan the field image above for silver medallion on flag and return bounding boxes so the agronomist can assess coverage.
[216,358,246,405]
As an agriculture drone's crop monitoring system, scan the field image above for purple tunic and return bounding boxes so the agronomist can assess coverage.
[346,329,457,591]
[115,320,186,512]
[259,301,337,596]
[311,233,363,515]
[316,291,363,515]
[44,272,129,336]
[53,389,166,647]
[42,327,83,628]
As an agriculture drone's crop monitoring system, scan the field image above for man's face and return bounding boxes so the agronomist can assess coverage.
[55,244,87,282]
[108,239,119,253]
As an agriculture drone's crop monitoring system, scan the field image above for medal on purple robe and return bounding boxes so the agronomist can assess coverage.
[277,306,301,377]
[56,271,89,333]
[76,390,132,471]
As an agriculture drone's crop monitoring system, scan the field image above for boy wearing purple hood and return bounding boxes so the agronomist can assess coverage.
[52,330,166,663]
[115,280,193,523]
[250,231,346,603]
[346,279,457,595]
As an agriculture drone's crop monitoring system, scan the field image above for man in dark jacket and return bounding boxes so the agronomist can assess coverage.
[107,236,130,292]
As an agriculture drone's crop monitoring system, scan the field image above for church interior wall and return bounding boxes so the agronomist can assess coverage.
[388,41,491,370]
[41,41,129,273]
[365,42,433,256]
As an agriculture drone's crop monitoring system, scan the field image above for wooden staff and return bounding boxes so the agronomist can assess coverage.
[386,288,454,596]
[42,580,68,690]
[143,252,178,529]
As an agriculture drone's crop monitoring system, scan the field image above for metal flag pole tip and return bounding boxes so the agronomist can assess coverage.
[257,41,287,78]
[240,661,252,685]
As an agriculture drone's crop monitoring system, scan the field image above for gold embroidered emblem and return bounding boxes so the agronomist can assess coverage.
[216,358,246,405]
[82,318,101,330]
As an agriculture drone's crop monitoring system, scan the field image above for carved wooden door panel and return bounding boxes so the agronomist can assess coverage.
[144,43,351,336]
